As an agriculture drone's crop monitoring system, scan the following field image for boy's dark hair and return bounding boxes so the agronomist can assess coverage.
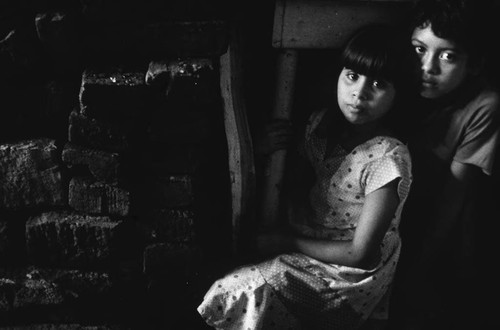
[340,24,410,90]
[410,0,495,61]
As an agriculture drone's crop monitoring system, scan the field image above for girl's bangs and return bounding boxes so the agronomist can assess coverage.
[342,46,391,80]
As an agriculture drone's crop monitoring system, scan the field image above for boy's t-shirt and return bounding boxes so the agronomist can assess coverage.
[417,86,500,175]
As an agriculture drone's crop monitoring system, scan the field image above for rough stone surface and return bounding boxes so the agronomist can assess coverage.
[35,10,82,76]
[0,278,15,312]
[0,139,65,210]
[68,110,130,152]
[147,209,195,243]
[79,68,151,121]
[13,278,65,308]
[140,20,228,57]
[25,212,125,267]
[68,177,130,216]
[62,143,120,182]
[143,242,200,275]
[0,221,8,259]
[148,175,194,208]
[0,326,125,330]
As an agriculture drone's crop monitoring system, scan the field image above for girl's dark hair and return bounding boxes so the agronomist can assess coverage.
[340,24,409,90]
[339,24,415,141]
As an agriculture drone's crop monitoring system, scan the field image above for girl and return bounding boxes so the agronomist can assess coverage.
[391,0,500,329]
[197,24,413,330]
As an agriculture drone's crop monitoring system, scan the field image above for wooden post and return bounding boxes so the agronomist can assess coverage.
[220,29,256,256]
[259,49,298,229]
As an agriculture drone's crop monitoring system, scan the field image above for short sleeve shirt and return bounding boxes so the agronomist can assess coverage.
[414,86,500,175]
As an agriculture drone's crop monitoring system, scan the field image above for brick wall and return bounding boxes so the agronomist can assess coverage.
[0,1,247,329]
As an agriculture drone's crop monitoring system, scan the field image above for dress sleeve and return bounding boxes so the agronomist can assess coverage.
[361,146,412,201]
[454,94,500,175]
[300,109,327,158]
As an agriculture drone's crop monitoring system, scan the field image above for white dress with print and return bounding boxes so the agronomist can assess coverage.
[197,110,412,330]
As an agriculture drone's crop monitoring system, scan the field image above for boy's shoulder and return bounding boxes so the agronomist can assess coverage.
[463,86,500,122]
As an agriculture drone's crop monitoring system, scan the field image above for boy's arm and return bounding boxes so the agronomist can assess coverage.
[419,160,481,264]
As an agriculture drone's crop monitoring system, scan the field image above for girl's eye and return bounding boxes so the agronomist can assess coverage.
[346,72,359,81]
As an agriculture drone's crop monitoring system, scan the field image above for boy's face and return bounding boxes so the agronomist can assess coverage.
[411,23,469,99]
[337,68,396,126]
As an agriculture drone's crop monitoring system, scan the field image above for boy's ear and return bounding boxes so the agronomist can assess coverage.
[468,56,486,76]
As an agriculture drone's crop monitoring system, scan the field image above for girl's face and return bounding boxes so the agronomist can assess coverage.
[411,23,469,99]
[337,68,396,125]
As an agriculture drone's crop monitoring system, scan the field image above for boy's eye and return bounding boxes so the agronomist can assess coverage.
[439,51,456,62]
[414,46,425,55]
[372,80,386,88]
[372,79,391,90]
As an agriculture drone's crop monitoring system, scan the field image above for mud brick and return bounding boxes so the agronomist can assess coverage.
[68,177,103,214]
[149,175,194,208]
[140,20,228,57]
[105,184,130,217]
[69,177,130,216]
[0,278,15,312]
[68,110,130,152]
[0,220,9,258]
[148,113,213,145]
[35,10,82,76]
[143,242,200,275]
[0,267,113,312]
[145,58,219,104]
[62,142,120,182]
[0,139,65,210]
[13,278,65,308]
[139,144,200,175]
[79,68,151,121]
[0,217,25,265]
[0,27,43,74]
[147,208,195,243]
[25,211,126,267]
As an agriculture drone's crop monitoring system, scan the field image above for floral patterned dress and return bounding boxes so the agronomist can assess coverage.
[197,110,412,330]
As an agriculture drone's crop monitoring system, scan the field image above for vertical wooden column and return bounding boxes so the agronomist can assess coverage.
[220,30,256,256]
[259,49,298,229]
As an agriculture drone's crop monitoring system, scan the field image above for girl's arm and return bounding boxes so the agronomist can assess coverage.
[258,179,400,269]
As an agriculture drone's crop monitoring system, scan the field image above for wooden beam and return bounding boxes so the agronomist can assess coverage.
[272,0,412,49]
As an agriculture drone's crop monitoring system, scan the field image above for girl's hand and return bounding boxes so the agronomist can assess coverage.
[255,119,294,155]
[256,231,293,257]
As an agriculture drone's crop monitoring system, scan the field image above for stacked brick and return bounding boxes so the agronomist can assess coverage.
[0,0,231,328]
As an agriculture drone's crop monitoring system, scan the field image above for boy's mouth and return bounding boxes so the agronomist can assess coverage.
[421,78,437,88]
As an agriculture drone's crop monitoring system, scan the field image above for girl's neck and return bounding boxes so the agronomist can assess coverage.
[335,121,382,152]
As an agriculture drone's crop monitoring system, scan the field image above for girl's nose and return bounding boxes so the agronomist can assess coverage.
[352,79,369,100]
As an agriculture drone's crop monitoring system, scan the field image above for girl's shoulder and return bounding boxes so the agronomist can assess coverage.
[357,136,410,160]
[305,108,330,139]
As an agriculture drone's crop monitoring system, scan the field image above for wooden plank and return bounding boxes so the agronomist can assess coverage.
[272,0,412,49]
[220,29,256,255]
[259,49,298,229]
